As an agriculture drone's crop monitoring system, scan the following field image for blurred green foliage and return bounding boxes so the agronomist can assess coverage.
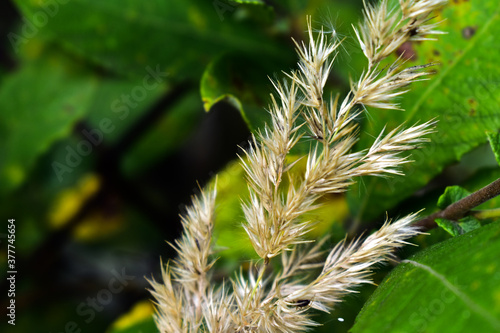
[1,0,499,332]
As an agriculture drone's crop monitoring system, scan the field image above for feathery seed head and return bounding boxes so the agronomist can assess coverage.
[151,0,446,330]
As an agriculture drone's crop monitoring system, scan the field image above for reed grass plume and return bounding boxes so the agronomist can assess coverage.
[150,0,447,331]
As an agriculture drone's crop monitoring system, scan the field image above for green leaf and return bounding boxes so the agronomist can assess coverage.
[12,0,285,79]
[348,0,500,221]
[486,131,500,167]
[435,216,481,237]
[201,53,277,131]
[435,186,483,236]
[352,221,500,333]
[435,186,482,236]
[458,216,482,233]
[0,59,95,196]
[437,186,471,210]
[435,218,463,237]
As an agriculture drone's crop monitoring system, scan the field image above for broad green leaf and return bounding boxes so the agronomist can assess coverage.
[486,131,500,166]
[352,221,500,333]
[12,0,285,80]
[348,0,500,221]
[0,59,95,196]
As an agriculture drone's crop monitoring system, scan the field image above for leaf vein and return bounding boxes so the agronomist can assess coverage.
[406,5,500,121]
[402,259,500,330]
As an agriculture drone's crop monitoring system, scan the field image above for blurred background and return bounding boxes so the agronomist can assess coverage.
[1,0,499,332]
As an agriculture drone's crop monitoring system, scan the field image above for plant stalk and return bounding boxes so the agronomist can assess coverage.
[415,178,500,230]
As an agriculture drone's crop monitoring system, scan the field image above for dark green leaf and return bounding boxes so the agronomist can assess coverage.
[201,53,276,131]
[352,221,500,333]
[12,0,285,79]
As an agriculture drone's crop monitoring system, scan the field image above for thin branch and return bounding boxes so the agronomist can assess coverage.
[415,178,500,230]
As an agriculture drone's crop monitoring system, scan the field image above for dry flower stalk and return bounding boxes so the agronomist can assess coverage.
[150,0,447,331]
